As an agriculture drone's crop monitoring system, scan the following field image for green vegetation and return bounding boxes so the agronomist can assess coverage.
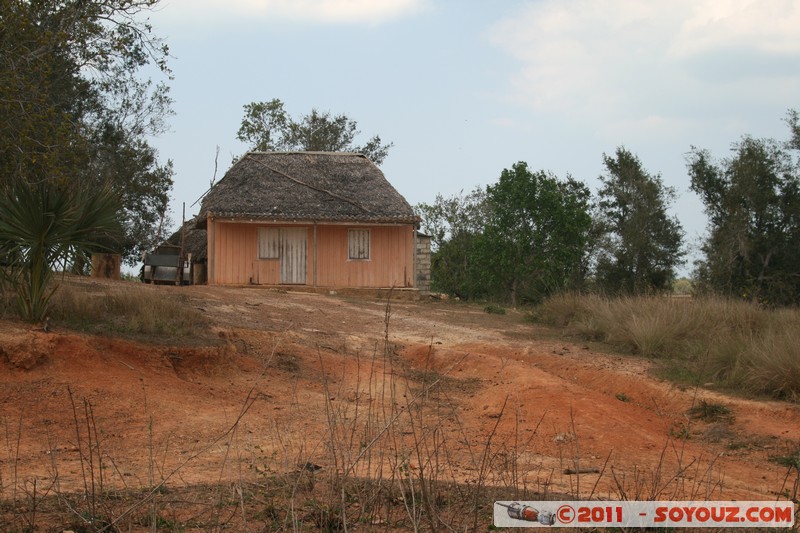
[0,0,174,321]
[688,111,800,306]
[417,149,684,305]
[687,400,734,423]
[0,181,121,322]
[533,293,800,400]
[673,277,693,295]
[417,163,592,304]
[1,0,174,265]
[237,98,393,165]
[417,110,800,310]
[594,147,685,294]
[770,446,800,470]
[481,164,592,305]
[415,188,488,300]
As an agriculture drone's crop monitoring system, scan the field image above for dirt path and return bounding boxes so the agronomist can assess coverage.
[2,285,799,509]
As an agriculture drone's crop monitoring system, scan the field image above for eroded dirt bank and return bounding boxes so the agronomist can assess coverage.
[1,285,799,529]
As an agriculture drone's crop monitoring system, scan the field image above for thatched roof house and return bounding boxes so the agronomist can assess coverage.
[198,152,422,289]
[196,152,418,228]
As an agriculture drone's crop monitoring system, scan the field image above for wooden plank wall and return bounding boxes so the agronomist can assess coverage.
[211,222,258,284]
[211,222,414,288]
[316,226,414,288]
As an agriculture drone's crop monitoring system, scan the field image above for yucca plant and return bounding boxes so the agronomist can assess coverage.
[0,179,122,322]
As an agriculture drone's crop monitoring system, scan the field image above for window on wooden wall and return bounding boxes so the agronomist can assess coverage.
[348,228,370,260]
[258,227,280,259]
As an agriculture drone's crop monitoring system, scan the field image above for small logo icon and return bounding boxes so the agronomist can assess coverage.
[557,504,576,524]
[497,502,556,525]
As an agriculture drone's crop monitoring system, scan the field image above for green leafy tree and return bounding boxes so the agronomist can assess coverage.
[87,122,174,262]
[415,189,488,298]
[237,99,393,165]
[415,164,592,304]
[787,108,800,151]
[594,148,684,294]
[0,180,122,322]
[415,189,487,252]
[688,111,800,305]
[236,99,289,152]
[481,163,592,305]
[0,0,174,264]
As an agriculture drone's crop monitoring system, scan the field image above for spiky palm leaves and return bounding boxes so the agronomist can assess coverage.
[0,180,122,322]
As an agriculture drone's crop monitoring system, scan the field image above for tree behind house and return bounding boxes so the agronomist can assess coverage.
[237,99,394,165]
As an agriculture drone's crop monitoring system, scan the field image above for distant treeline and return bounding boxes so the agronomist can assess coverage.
[416,111,800,307]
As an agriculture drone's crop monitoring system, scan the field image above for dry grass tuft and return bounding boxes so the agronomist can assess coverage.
[534,293,800,400]
[47,279,210,338]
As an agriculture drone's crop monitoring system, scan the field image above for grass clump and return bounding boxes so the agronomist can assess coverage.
[534,293,800,400]
[770,446,800,470]
[686,400,734,423]
[48,279,210,338]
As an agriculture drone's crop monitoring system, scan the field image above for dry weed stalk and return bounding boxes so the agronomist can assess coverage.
[299,296,547,531]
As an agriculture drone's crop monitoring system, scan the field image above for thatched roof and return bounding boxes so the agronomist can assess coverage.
[195,152,419,229]
[166,218,208,262]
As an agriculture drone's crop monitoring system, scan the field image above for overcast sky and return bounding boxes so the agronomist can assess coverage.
[146,0,800,273]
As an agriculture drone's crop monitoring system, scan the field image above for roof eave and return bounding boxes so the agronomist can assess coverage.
[201,212,420,226]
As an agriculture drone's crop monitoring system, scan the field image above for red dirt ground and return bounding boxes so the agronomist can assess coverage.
[1,283,799,517]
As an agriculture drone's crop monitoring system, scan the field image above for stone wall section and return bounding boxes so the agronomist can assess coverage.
[415,233,432,294]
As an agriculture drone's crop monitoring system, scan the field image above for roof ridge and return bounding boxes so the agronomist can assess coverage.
[249,151,366,157]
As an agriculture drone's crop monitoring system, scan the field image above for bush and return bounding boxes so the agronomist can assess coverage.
[484,304,506,315]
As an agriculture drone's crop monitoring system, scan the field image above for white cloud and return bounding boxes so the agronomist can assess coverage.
[487,0,800,140]
[670,0,800,58]
[158,0,427,26]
